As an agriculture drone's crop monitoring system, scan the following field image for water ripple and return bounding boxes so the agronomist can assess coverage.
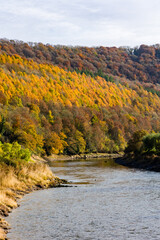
[7,159,160,240]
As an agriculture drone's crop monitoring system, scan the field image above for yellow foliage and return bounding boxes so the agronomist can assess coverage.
[0,53,160,122]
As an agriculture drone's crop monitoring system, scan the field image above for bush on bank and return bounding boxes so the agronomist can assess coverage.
[125,130,160,156]
[0,141,31,167]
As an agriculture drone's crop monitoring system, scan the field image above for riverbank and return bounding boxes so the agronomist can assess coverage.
[0,161,64,240]
[116,154,160,172]
[45,153,122,162]
[0,152,122,239]
[7,157,160,240]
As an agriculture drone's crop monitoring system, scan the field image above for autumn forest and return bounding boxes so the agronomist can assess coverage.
[0,39,160,156]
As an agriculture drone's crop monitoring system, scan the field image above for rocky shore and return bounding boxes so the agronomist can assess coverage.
[45,153,122,162]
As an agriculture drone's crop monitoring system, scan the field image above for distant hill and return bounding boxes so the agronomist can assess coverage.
[1,39,160,87]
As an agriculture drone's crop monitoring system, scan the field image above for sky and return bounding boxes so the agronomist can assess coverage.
[0,0,160,47]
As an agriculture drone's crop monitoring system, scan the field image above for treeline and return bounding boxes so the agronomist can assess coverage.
[1,39,160,88]
[0,53,160,156]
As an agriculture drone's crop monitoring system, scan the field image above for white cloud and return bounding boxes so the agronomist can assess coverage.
[0,0,160,46]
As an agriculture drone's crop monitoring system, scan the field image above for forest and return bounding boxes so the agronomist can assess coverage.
[1,39,160,87]
[0,40,160,156]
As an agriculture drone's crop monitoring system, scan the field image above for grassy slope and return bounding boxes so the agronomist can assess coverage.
[0,161,61,240]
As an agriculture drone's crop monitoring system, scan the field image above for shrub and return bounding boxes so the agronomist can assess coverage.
[143,133,160,155]
[0,141,31,166]
[125,130,147,154]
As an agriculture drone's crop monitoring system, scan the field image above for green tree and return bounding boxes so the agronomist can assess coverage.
[0,141,31,166]
[125,130,147,154]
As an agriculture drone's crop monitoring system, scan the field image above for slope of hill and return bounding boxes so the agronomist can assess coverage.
[1,39,160,88]
[0,52,160,156]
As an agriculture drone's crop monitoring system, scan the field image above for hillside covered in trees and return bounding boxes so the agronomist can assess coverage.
[1,39,160,87]
[0,40,160,156]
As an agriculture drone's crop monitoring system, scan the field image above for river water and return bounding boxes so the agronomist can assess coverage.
[7,158,160,240]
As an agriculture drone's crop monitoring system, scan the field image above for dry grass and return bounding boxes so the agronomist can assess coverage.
[17,162,55,187]
[0,162,56,202]
[0,227,6,240]
[0,168,21,189]
[0,191,17,209]
[0,161,57,239]
[0,217,10,240]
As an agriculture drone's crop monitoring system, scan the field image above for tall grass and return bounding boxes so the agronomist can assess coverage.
[0,157,57,239]
[0,161,57,239]
[0,227,6,240]
[0,162,56,207]
[0,141,58,239]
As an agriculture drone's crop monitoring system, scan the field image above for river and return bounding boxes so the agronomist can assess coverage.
[7,158,160,240]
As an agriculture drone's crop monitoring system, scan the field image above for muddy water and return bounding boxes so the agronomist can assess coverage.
[7,159,160,240]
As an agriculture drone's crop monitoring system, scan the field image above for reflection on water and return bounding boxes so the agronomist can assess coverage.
[7,158,160,240]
